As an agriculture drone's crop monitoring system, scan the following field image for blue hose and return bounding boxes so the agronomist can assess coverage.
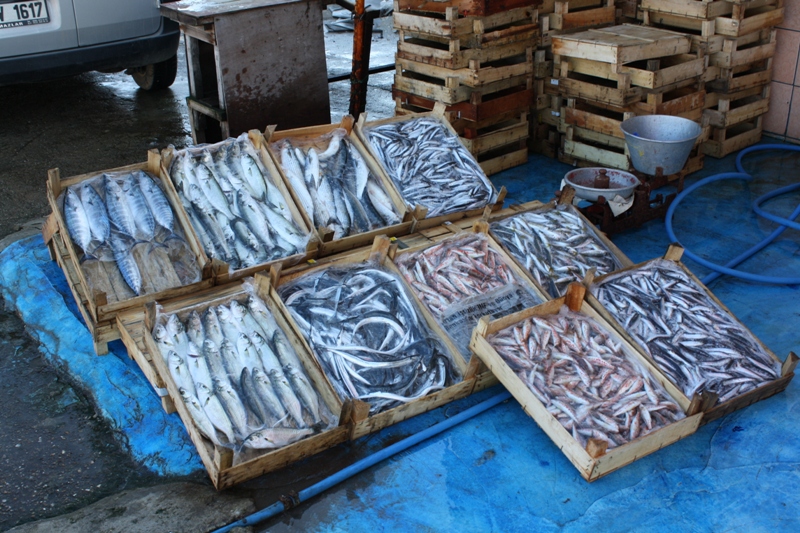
[664,144,800,285]
[212,391,512,533]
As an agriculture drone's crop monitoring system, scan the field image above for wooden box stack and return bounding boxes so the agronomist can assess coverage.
[549,24,707,174]
[640,0,783,158]
[392,1,541,175]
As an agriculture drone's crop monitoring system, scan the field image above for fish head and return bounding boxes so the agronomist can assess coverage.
[166,314,184,336]
[153,324,169,342]
[229,300,246,320]
[250,331,265,347]
[187,341,201,358]
[236,333,252,352]
[169,351,183,368]
[203,338,218,354]
[217,305,233,323]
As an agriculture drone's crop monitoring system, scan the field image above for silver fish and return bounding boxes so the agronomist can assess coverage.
[242,427,314,449]
[136,170,174,232]
[79,182,110,244]
[180,387,222,446]
[64,187,93,253]
[195,381,236,443]
[109,231,141,295]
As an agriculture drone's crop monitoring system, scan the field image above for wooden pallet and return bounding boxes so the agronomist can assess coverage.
[548,0,616,31]
[709,28,776,69]
[396,0,542,17]
[704,84,770,128]
[470,283,704,482]
[551,24,692,64]
[587,244,798,425]
[701,115,763,158]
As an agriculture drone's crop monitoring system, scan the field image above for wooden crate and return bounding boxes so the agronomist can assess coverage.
[708,57,772,93]
[393,4,540,43]
[355,108,507,230]
[393,80,534,121]
[632,84,707,117]
[551,24,692,65]
[470,282,704,482]
[43,150,215,354]
[709,28,776,69]
[586,244,798,424]
[548,0,616,31]
[555,51,706,90]
[262,116,415,259]
[640,0,736,20]
[641,10,724,54]
[268,236,498,441]
[704,84,770,128]
[714,1,783,38]
[159,131,319,284]
[396,0,542,17]
[547,73,644,107]
[130,276,352,490]
[397,30,538,70]
[702,115,763,158]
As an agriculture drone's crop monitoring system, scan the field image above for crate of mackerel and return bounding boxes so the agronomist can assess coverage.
[143,275,347,489]
[263,116,415,258]
[161,131,318,284]
[391,221,548,362]
[44,150,213,354]
[271,236,496,440]
[587,245,799,425]
[355,107,506,231]
[489,200,632,298]
[470,283,704,482]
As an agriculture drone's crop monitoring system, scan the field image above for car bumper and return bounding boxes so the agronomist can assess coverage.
[0,19,180,85]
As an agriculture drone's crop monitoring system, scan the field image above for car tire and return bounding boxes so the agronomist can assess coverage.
[131,54,178,91]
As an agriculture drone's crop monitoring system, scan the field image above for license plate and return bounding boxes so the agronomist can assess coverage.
[0,1,50,29]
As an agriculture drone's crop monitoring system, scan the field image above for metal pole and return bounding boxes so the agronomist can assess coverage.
[349,0,373,119]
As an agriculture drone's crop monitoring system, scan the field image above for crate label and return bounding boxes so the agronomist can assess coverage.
[550,79,559,85]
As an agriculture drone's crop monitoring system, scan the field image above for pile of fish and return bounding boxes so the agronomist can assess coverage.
[491,206,624,298]
[396,233,542,317]
[488,306,685,449]
[272,129,402,240]
[278,262,461,414]
[591,260,781,403]
[153,293,336,451]
[62,171,200,298]
[169,133,310,270]
[363,117,496,217]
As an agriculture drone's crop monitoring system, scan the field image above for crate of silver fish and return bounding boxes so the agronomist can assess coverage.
[139,275,349,490]
[355,109,507,230]
[391,221,549,363]
[44,149,216,354]
[270,235,495,441]
[160,130,319,284]
[488,200,633,298]
[262,116,416,258]
[587,244,798,425]
[470,282,704,482]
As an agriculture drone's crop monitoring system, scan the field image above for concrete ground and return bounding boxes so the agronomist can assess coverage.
[0,15,396,532]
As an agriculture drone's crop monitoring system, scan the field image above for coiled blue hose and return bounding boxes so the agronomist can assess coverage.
[664,144,800,285]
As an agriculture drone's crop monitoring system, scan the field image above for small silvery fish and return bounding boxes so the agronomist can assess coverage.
[64,187,93,254]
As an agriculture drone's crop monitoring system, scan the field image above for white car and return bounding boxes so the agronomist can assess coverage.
[0,0,180,90]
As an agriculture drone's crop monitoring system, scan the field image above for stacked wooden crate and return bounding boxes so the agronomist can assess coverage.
[640,0,783,157]
[392,1,541,175]
[531,0,617,156]
[550,24,707,175]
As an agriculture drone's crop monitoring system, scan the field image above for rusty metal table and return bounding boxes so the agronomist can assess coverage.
[161,0,331,144]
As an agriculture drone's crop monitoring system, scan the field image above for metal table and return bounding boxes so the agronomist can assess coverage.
[161,0,331,144]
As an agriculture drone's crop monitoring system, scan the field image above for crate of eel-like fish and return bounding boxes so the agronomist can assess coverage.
[262,115,416,258]
[43,149,215,355]
[355,107,507,231]
[138,275,350,490]
[470,282,705,482]
[586,244,799,425]
[160,131,319,284]
[268,235,497,441]
[390,220,549,364]
[487,200,633,299]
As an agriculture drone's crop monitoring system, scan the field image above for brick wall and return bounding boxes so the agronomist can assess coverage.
[763,2,800,141]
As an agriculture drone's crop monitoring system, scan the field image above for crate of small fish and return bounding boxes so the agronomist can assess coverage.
[489,201,632,298]
[44,150,214,354]
[161,131,319,284]
[270,236,496,440]
[391,222,548,361]
[469,282,704,481]
[263,116,415,258]
[356,109,506,231]
[140,275,349,490]
[587,245,798,424]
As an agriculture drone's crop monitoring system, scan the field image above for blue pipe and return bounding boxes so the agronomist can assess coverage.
[664,144,800,285]
[212,391,512,533]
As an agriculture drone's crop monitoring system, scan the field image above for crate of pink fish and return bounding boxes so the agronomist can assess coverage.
[587,245,798,425]
[44,149,214,354]
[470,282,704,482]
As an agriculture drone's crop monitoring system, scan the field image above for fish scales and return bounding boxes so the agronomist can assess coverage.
[278,262,461,414]
[153,292,335,449]
[488,306,685,449]
[492,206,623,299]
[364,117,496,217]
[592,260,781,402]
